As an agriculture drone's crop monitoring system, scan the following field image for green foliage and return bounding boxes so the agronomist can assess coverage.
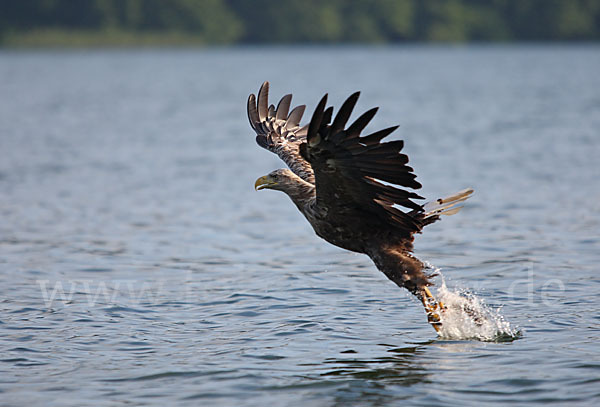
[0,0,599,46]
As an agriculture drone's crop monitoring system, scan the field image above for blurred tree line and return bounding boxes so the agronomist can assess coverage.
[1,0,599,46]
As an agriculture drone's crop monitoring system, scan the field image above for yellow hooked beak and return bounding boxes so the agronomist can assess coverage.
[254,175,277,191]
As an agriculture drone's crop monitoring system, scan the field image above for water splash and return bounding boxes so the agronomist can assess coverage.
[433,280,521,342]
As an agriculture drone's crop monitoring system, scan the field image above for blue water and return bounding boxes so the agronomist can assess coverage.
[1,46,599,406]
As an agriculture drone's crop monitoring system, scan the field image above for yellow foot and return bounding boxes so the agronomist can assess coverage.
[421,287,446,333]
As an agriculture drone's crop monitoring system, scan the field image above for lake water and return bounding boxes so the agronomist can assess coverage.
[1,46,599,406]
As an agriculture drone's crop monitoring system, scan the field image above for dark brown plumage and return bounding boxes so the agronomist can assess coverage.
[249,81,473,331]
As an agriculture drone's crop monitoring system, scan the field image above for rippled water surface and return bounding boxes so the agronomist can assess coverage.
[1,46,599,406]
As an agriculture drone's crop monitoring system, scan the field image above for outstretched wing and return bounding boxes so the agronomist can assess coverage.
[247,82,314,184]
[299,92,428,235]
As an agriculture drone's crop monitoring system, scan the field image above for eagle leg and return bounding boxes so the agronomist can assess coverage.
[419,287,445,333]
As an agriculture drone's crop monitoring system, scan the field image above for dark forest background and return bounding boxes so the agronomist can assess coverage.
[1,0,599,46]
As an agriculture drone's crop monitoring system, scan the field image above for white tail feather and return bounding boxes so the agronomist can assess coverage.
[424,188,474,218]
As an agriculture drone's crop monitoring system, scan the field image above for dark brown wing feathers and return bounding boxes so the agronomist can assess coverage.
[247,82,314,183]
[248,81,427,234]
[302,90,426,233]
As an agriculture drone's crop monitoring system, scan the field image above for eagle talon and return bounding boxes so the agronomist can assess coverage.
[421,287,445,333]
